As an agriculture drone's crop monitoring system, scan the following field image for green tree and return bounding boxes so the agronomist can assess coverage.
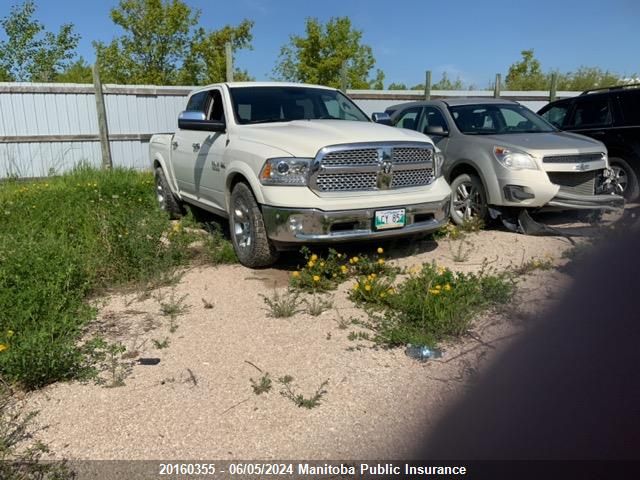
[55,57,92,83]
[505,49,546,90]
[388,82,408,90]
[432,72,464,90]
[554,66,623,91]
[273,16,383,89]
[0,0,80,82]
[94,0,253,85]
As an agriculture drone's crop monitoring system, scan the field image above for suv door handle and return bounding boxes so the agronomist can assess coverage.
[192,142,201,152]
[171,141,178,149]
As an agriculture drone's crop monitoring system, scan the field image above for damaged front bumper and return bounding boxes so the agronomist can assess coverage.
[546,191,625,211]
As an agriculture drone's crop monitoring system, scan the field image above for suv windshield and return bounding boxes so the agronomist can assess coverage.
[229,86,370,124]
[449,103,555,135]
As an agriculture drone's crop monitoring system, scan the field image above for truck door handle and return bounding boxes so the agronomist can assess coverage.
[192,143,201,152]
[171,141,178,149]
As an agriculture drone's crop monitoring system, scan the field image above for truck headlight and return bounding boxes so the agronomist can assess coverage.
[259,158,312,186]
[493,146,538,170]
[434,151,445,177]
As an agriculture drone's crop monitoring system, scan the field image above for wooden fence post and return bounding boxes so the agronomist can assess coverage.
[549,72,558,102]
[225,42,234,82]
[424,70,432,100]
[340,61,348,92]
[92,64,112,170]
[494,73,502,98]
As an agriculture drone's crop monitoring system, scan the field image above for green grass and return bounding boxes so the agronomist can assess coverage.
[0,167,235,389]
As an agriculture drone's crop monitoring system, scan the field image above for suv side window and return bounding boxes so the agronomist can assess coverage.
[616,91,640,127]
[568,96,612,128]
[394,107,422,130]
[186,91,210,113]
[540,102,570,128]
[417,107,448,133]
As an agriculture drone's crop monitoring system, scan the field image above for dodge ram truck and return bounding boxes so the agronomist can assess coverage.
[150,82,451,267]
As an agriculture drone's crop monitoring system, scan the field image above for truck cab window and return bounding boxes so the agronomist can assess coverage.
[208,90,225,122]
[186,91,209,113]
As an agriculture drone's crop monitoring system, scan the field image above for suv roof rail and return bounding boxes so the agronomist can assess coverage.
[580,83,640,95]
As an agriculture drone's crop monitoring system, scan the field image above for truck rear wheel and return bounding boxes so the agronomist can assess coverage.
[154,167,183,219]
[229,182,279,268]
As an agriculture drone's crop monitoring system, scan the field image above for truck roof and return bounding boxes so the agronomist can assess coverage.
[190,81,337,95]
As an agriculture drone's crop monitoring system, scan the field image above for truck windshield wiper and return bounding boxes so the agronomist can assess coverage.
[245,118,291,124]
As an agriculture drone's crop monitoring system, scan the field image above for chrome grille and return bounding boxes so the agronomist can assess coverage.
[393,147,433,164]
[321,149,378,166]
[547,171,597,196]
[543,153,603,163]
[316,172,378,192]
[392,168,434,188]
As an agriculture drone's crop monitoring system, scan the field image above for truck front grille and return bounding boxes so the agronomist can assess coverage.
[542,153,603,163]
[547,171,597,196]
[311,143,435,193]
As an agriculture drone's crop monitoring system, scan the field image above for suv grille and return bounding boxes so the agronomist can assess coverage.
[312,144,435,193]
[543,153,603,163]
[547,171,596,196]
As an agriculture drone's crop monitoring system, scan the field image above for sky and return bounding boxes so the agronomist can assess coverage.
[2,0,639,87]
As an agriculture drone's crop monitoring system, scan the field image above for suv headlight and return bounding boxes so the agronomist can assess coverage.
[259,158,312,186]
[493,146,538,170]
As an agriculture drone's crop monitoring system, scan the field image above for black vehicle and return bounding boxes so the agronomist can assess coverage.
[538,85,640,201]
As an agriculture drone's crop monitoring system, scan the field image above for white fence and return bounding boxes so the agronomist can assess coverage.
[0,82,581,178]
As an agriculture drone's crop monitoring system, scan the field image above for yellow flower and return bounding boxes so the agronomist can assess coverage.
[313,275,320,282]
[340,265,348,273]
[291,271,300,278]
[6,330,14,338]
[365,284,372,291]
[350,256,359,264]
[378,259,385,265]
[435,285,442,290]
[310,254,318,262]
[353,283,359,290]
[428,289,441,295]
[370,273,377,279]
[332,273,337,278]
[444,284,452,291]
[379,292,386,298]
[320,262,325,267]
[437,266,446,275]
[0,344,8,352]
[377,247,384,254]
[172,223,181,232]
[307,260,315,268]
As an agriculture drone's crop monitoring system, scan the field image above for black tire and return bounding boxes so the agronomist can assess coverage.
[609,157,639,202]
[229,182,279,268]
[449,173,488,226]
[154,167,183,219]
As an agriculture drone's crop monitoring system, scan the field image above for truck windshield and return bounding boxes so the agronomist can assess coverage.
[448,104,556,135]
[229,86,370,124]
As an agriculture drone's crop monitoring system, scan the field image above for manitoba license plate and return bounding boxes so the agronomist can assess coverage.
[374,208,406,230]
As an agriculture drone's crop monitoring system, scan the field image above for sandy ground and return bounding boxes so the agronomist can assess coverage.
[24,210,630,460]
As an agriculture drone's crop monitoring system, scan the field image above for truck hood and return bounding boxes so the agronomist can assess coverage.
[234,120,432,157]
[477,131,606,156]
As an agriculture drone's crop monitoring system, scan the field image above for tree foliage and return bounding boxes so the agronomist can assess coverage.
[0,0,80,82]
[505,49,546,90]
[273,16,383,89]
[56,58,93,83]
[94,0,253,85]
[388,82,407,90]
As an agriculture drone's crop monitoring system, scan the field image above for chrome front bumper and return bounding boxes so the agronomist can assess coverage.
[262,197,450,244]
[546,191,625,210]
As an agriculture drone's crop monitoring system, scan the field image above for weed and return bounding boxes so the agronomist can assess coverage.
[449,238,473,263]
[152,337,170,349]
[0,168,235,389]
[250,373,273,395]
[201,298,214,309]
[83,337,130,388]
[349,272,396,308]
[512,254,554,275]
[261,289,302,318]
[156,289,189,332]
[304,295,333,316]
[347,331,371,342]
[278,375,329,409]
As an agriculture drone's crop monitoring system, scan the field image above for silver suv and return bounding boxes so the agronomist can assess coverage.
[383,98,623,225]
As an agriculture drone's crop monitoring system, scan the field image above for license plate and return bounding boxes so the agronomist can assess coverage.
[374,208,406,230]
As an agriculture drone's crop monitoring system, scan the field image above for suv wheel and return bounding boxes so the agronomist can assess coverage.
[450,173,488,226]
[610,157,639,202]
[229,182,279,268]
[154,167,183,219]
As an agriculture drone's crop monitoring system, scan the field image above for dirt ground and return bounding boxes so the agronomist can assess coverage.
[24,209,632,460]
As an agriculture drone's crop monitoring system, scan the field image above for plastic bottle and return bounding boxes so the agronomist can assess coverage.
[405,344,442,362]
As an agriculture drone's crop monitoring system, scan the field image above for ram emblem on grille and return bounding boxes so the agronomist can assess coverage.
[377,147,393,189]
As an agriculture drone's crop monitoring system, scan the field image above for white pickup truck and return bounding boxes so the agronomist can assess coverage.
[150,82,451,267]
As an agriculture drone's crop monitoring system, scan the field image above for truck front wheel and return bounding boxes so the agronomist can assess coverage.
[229,182,279,268]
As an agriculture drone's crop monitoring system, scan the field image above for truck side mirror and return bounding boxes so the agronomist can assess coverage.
[178,111,226,132]
[424,125,449,137]
[371,112,393,126]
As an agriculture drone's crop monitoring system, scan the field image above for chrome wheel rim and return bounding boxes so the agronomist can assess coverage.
[232,199,252,249]
[155,175,166,209]
[453,181,482,220]
[611,165,628,195]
